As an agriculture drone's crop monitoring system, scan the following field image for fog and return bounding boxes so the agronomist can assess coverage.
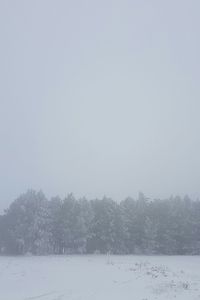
[0,0,200,211]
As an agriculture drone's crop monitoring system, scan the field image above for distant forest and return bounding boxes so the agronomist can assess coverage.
[0,190,200,255]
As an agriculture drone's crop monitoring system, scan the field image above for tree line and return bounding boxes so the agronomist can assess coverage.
[0,190,200,255]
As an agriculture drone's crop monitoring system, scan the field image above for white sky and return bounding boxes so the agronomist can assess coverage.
[0,0,200,211]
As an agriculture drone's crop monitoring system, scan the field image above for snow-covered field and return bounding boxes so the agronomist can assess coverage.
[1,255,200,300]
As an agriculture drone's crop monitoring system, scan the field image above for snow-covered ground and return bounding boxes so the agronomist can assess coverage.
[0,255,200,300]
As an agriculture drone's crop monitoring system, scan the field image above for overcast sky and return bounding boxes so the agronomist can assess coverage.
[0,0,200,211]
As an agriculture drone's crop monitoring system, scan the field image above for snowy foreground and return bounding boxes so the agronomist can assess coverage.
[1,255,200,300]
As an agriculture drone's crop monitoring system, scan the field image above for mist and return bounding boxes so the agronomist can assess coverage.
[1,0,200,211]
[1,2,200,300]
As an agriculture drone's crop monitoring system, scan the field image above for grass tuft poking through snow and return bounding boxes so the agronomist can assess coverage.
[0,255,200,300]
